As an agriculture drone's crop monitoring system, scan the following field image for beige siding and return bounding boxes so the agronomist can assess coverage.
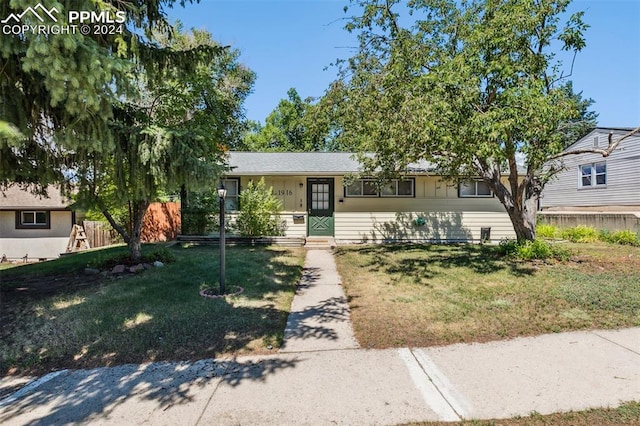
[335,212,514,243]
[242,176,307,212]
[278,212,307,237]
[541,130,640,210]
[0,210,73,259]
[230,174,516,241]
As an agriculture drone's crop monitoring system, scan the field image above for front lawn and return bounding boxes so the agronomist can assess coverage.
[0,244,305,375]
[334,242,640,348]
[416,400,640,425]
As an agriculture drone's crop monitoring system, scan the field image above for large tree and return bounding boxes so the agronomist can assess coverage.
[0,0,217,190]
[240,88,344,151]
[0,1,249,261]
[74,28,255,261]
[327,0,638,241]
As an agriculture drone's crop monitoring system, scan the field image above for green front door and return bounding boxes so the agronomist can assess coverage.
[307,178,334,236]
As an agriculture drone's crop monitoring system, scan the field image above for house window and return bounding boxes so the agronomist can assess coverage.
[381,179,414,197]
[222,178,240,211]
[16,210,50,229]
[311,182,330,210]
[458,180,493,197]
[579,162,606,188]
[345,179,414,197]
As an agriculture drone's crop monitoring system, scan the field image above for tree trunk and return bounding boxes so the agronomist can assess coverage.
[128,200,150,263]
[489,174,538,242]
[180,184,187,235]
[507,179,540,242]
[506,204,537,242]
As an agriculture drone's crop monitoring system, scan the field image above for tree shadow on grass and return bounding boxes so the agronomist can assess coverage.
[0,245,309,425]
[336,243,536,285]
[0,245,305,377]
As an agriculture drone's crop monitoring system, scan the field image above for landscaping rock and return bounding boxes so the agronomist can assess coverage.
[153,261,164,268]
[130,264,145,273]
[112,264,126,274]
[84,267,100,275]
[143,263,153,270]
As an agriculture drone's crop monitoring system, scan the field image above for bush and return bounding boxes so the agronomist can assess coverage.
[86,245,175,269]
[181,190,219,235]
[536,223,560,239]
[607,230,640,246]
[236,178,286,237]
[499,239,571,261]
[560,225,599,243]
[145,245,176,263]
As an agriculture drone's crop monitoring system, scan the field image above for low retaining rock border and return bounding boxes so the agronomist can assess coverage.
[199,286,244,299]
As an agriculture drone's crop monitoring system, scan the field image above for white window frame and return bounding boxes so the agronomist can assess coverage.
[458,180,493,198]
[578,161,606,189]
[345,178,415,198]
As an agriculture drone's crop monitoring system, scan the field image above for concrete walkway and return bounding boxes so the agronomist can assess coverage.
[1,249,640,425]
[280,249,359,352]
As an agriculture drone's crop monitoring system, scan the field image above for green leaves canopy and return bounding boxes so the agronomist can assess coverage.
[328,0,592,240]
[241,88,345,152]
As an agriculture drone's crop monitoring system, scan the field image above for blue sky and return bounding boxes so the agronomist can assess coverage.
[171,0,640,127]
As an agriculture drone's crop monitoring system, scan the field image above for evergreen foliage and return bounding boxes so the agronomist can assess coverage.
[1,0,218,189]
[72,27,254,260]
[0,1,255,261]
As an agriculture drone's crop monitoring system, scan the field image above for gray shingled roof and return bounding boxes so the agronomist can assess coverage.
[226,152,435,175]
[0,185,71,210]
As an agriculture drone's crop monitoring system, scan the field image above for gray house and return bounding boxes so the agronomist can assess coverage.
[225,152,517,243]
[539,127,640,230]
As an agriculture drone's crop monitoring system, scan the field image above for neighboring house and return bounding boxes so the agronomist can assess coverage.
[540,127,640,212]
[539,127,640,231]
[0,185,75,260]
[225,152,516,243]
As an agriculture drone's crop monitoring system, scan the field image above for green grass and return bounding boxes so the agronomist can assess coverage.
[411,400,640,425]
[0,244,305,375]
[334,242,640,348]
[0,244,177,284]
[0,244,131,282]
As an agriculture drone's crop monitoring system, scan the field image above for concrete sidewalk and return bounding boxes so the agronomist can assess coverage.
[280,249,359,352]
[1,250,640,425]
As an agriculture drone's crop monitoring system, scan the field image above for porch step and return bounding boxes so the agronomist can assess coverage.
[304,237,337,249]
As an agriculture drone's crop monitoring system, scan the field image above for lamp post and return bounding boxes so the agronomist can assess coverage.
[217,182,227,295]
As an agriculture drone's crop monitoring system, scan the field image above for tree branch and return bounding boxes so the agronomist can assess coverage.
[92,194,130,244]
[547,126,640,160]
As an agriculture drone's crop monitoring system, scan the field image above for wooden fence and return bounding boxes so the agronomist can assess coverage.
[82,202,182,249]
[83,221,120,248]
[141,202,181,242]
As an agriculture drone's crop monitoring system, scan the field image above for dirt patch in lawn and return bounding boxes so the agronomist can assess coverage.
[1,272,103,300]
